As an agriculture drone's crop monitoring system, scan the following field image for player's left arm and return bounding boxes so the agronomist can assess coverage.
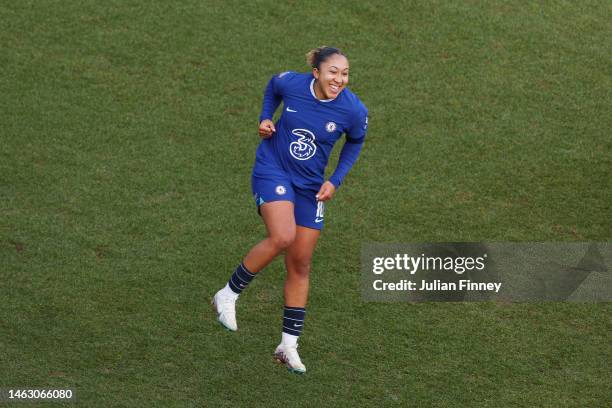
[318,107,368,201]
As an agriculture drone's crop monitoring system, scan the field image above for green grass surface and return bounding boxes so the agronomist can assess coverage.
[1,1,610,406]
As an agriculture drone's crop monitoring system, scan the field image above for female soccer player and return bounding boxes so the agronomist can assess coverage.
[212,46,368,374]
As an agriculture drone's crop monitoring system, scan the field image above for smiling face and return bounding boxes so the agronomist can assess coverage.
[312,53,349,100]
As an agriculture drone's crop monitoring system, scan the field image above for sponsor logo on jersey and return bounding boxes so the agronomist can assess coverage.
[289,128,317,160]
[286,107,297,112]
[278,71,290,78]
[325,121,337,132]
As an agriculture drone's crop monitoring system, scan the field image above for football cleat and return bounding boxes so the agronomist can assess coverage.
[274,343,306,374]
[212,290,238,331]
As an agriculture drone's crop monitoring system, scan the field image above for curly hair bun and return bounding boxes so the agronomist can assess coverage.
[306,46,345,69]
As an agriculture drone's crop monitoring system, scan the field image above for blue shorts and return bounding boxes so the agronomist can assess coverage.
[251,174,325,230]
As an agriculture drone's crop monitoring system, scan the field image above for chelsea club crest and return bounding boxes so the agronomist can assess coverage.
[325,122,337,133]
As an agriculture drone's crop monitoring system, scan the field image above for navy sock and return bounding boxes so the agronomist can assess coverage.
[282,306,306,337]
[227,263,256,294]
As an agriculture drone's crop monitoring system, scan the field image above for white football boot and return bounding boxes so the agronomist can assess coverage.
[274,343,306,374]
[212,289,238,331]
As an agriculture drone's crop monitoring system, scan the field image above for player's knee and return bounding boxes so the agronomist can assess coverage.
[270,230,296,251]
[289,255,312,277]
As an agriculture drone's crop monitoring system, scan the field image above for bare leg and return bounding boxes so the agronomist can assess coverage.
[213,201,298,332]
[283,226,320,307]
[242,201,296,273]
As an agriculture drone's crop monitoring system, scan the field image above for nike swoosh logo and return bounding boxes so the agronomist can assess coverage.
[286,107,297,112]
[315,218,324,223]
[293,324,303,327]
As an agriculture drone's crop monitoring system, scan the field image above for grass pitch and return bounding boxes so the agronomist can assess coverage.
[1,1,610,407]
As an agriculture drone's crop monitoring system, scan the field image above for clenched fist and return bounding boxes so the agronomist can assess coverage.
[259,119,276,138]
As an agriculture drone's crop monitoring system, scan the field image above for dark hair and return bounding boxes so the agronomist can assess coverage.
[306,46,346,69]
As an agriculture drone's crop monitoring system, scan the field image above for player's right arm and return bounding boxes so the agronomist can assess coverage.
[258,71,296,138]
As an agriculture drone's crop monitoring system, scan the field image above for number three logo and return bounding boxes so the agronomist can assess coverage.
[289,128,317,160]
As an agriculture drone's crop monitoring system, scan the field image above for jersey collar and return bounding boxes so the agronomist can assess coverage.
[310,78,334,103]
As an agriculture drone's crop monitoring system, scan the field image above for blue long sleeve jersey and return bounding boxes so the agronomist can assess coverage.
[254,71,368,191]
